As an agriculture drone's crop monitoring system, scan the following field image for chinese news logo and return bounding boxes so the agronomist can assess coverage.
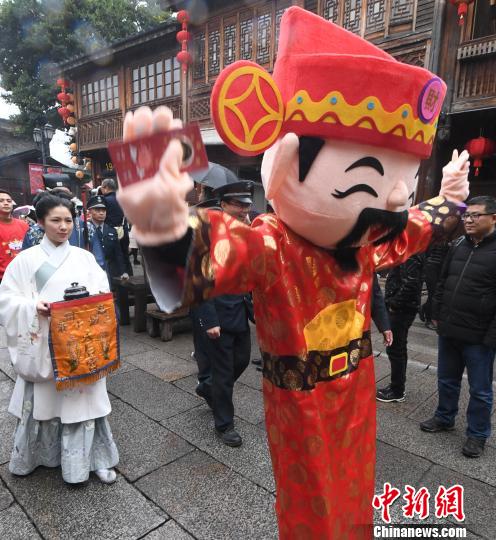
[373,483,465,524]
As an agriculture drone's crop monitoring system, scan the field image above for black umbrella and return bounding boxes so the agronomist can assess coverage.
[190,162,238,189]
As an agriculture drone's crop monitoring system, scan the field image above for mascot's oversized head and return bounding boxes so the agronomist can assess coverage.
[211,7,446,258]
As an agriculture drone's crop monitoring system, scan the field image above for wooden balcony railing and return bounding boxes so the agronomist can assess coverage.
[78,111,123,151]
[453,36,496,112]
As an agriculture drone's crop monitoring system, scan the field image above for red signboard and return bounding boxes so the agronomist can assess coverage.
[28,163,62,194]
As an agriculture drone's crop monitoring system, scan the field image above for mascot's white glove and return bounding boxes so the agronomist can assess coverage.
[439,149,470,203]
[117,106,193,246]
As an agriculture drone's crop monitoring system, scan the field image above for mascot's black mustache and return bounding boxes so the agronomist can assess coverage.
[330,208,409,272]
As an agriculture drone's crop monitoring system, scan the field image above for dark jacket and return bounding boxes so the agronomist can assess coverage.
[194,294,253,333]
[90,222,126,278]
[384,254,424,313]
[432,232,496,347]
[103,192,126,230]
[371,274,390,333]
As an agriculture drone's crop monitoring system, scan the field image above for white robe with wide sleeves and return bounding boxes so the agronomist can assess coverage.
[0,236,112,424]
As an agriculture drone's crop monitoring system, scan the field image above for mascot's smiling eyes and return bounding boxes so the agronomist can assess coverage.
[332,184,378,199]
[331,156,384,199]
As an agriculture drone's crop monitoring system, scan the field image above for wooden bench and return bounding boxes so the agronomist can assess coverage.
[146,307,191,341]
[113,275,154,333]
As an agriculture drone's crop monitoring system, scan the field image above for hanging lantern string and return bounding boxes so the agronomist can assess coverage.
[176,11,191,74]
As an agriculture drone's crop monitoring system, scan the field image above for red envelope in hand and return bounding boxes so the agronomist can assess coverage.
[108,122,208,188]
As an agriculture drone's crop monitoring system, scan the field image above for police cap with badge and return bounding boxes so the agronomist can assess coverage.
[212,181,254,205]
[87,195,107,210]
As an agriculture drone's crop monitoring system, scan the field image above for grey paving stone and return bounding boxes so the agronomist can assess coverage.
[0,348,15,381]
[108,360,137,378]
[136,332,195,362]
[237,364,263,391]
[163,406,275,492]
[143,520,195,539]
[124,349,198,382]
[376,363,438,416]
[0,504,41,539]
[173,375,265,426]
[421,465,496,539]
[109,399,193,482]
[0,479,13,511]
[136,450,277,540]
[172,373,198,395]
[0,329,7,349]
[0,380,15,466]
[375,441,432,490]
[0,465,166,539]
[406,377,496,447]
[374,353,391,383]
[376,408,496,487]
[407,341,438,360]
[119,335,157,358]
[233,382,265,425]
[107,369,201,422]
[0,371,7,383]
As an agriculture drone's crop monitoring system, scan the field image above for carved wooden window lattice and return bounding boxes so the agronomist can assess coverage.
[304,0,318,14]
[275,7,287,51]
[366,0,386,32]
[208,28,221,76]
[256,12,272,64]
[343,0,362,33]
[323,0,339,23]
[240,18,254,60]
[390,0,414,24]
[81,75,119,116]
[224,23,237,67]
[132,57,180,106]
[193,32,205,80]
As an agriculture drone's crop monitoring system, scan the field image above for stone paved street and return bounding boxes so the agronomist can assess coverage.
[0,313,494,539]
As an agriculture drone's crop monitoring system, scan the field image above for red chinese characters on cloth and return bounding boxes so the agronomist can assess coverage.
[0,218,28,279]
[182,204,436,539]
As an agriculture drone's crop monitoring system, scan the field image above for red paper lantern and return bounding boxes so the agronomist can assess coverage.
[176,30,190,43]
[57,92,70,103]
[176,50,192,66]
[176,10,189,24]
[465,136,496,176]
[449,0,475,25]
[56,78,70,88]
[57,106,69,118]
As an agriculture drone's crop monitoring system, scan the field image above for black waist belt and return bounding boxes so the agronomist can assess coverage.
[262,330,372,391]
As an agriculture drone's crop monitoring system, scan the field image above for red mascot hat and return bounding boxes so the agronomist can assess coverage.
[211,7,446,158]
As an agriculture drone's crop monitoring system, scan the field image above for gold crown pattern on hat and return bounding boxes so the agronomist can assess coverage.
[285,91,438,146]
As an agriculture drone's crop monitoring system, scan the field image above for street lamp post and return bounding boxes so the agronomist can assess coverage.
[32,123,56,168]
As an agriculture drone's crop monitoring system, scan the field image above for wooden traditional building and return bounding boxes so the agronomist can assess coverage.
[433,1,496,198]
[61,0,474,204]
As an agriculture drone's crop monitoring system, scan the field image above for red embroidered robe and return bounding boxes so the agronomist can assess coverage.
[144,196,461,540]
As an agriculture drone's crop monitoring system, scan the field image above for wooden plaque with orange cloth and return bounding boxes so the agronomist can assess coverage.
[49,293,119,390]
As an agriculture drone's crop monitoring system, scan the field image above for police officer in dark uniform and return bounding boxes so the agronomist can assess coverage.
[87,195,128,285]
[193,181,254,447]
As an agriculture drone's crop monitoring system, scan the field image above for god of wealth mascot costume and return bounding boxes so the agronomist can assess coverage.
[117,7,469,539]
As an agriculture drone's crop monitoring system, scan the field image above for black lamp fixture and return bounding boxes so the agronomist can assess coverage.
[32,122,56,167]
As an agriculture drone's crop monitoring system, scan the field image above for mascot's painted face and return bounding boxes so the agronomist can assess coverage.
[261,136,421,251]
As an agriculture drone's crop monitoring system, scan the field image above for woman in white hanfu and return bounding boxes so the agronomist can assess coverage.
[0,195,119,484]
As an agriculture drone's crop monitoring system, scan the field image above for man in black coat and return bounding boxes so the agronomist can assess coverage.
[87,196,128,285]
[193,181,255,447]
[420,196,496,458]
[100,177,132,276]
[376,253,424,402]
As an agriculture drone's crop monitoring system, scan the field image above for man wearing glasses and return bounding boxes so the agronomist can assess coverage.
[420,196,496,458]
